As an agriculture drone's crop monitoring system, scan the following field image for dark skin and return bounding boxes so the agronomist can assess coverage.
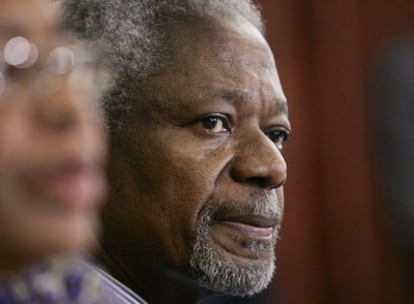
[99,16,290,304]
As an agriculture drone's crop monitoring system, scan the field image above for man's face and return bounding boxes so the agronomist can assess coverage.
[108,16,290,296]
[0,0,106,271]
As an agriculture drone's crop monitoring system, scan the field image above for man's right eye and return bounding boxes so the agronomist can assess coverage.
[200,114,230,134]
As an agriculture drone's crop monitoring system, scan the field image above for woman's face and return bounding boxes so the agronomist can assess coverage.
[0,0,107,271]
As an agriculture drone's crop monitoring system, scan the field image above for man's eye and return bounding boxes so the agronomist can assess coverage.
[267,129,290,149]
[200,115,229,133]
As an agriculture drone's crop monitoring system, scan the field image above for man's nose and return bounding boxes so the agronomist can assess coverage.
[230,130,287,189]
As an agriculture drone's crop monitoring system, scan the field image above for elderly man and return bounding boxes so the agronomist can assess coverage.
[63,1,291,303]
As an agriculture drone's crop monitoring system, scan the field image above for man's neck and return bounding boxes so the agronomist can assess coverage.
[98,146,208,303]
[95,245,207,304]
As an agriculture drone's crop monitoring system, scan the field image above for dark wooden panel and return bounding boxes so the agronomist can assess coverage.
[258,0,414,303]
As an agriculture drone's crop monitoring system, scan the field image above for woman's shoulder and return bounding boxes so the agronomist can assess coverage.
[0,257,121,304]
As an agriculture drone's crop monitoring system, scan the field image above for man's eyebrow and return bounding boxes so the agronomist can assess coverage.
[199,88,288,113]
[200,88,249,102]
[274,97,288,114]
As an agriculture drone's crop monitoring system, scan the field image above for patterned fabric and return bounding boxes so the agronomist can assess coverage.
[88,264,147,304]
[0,258,146,304]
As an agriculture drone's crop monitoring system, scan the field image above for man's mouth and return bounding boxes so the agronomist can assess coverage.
[209,212,280,260]
[215,214,276,240]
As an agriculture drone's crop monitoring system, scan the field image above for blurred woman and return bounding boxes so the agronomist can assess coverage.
[0,0,114,302]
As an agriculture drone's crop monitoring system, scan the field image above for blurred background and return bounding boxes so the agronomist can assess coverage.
[256,0,414,303]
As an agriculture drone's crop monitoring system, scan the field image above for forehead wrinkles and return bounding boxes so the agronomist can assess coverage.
[218,40,287,115]
[139,17,286,114]
[165,14,268,67]
[214,46,286,115]
[217,40,274,78]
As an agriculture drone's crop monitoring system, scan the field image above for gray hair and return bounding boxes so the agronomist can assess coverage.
[62,0,264,132]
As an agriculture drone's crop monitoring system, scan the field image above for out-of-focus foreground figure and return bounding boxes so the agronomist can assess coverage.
[0,0,114,302]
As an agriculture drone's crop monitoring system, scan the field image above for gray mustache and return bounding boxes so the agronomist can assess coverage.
[198,193,283,227]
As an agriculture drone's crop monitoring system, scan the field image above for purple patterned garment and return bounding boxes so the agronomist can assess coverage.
[0,258,124,304]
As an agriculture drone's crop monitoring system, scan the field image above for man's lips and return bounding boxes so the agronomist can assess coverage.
[214,214,278,240]
[209,212,280,259]
[24,160,106,210]
[217,214,278,228]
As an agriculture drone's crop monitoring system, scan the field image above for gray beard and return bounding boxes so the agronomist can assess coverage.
[189,195,281,296]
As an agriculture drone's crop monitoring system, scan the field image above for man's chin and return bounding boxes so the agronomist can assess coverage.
[189,234,276,297]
